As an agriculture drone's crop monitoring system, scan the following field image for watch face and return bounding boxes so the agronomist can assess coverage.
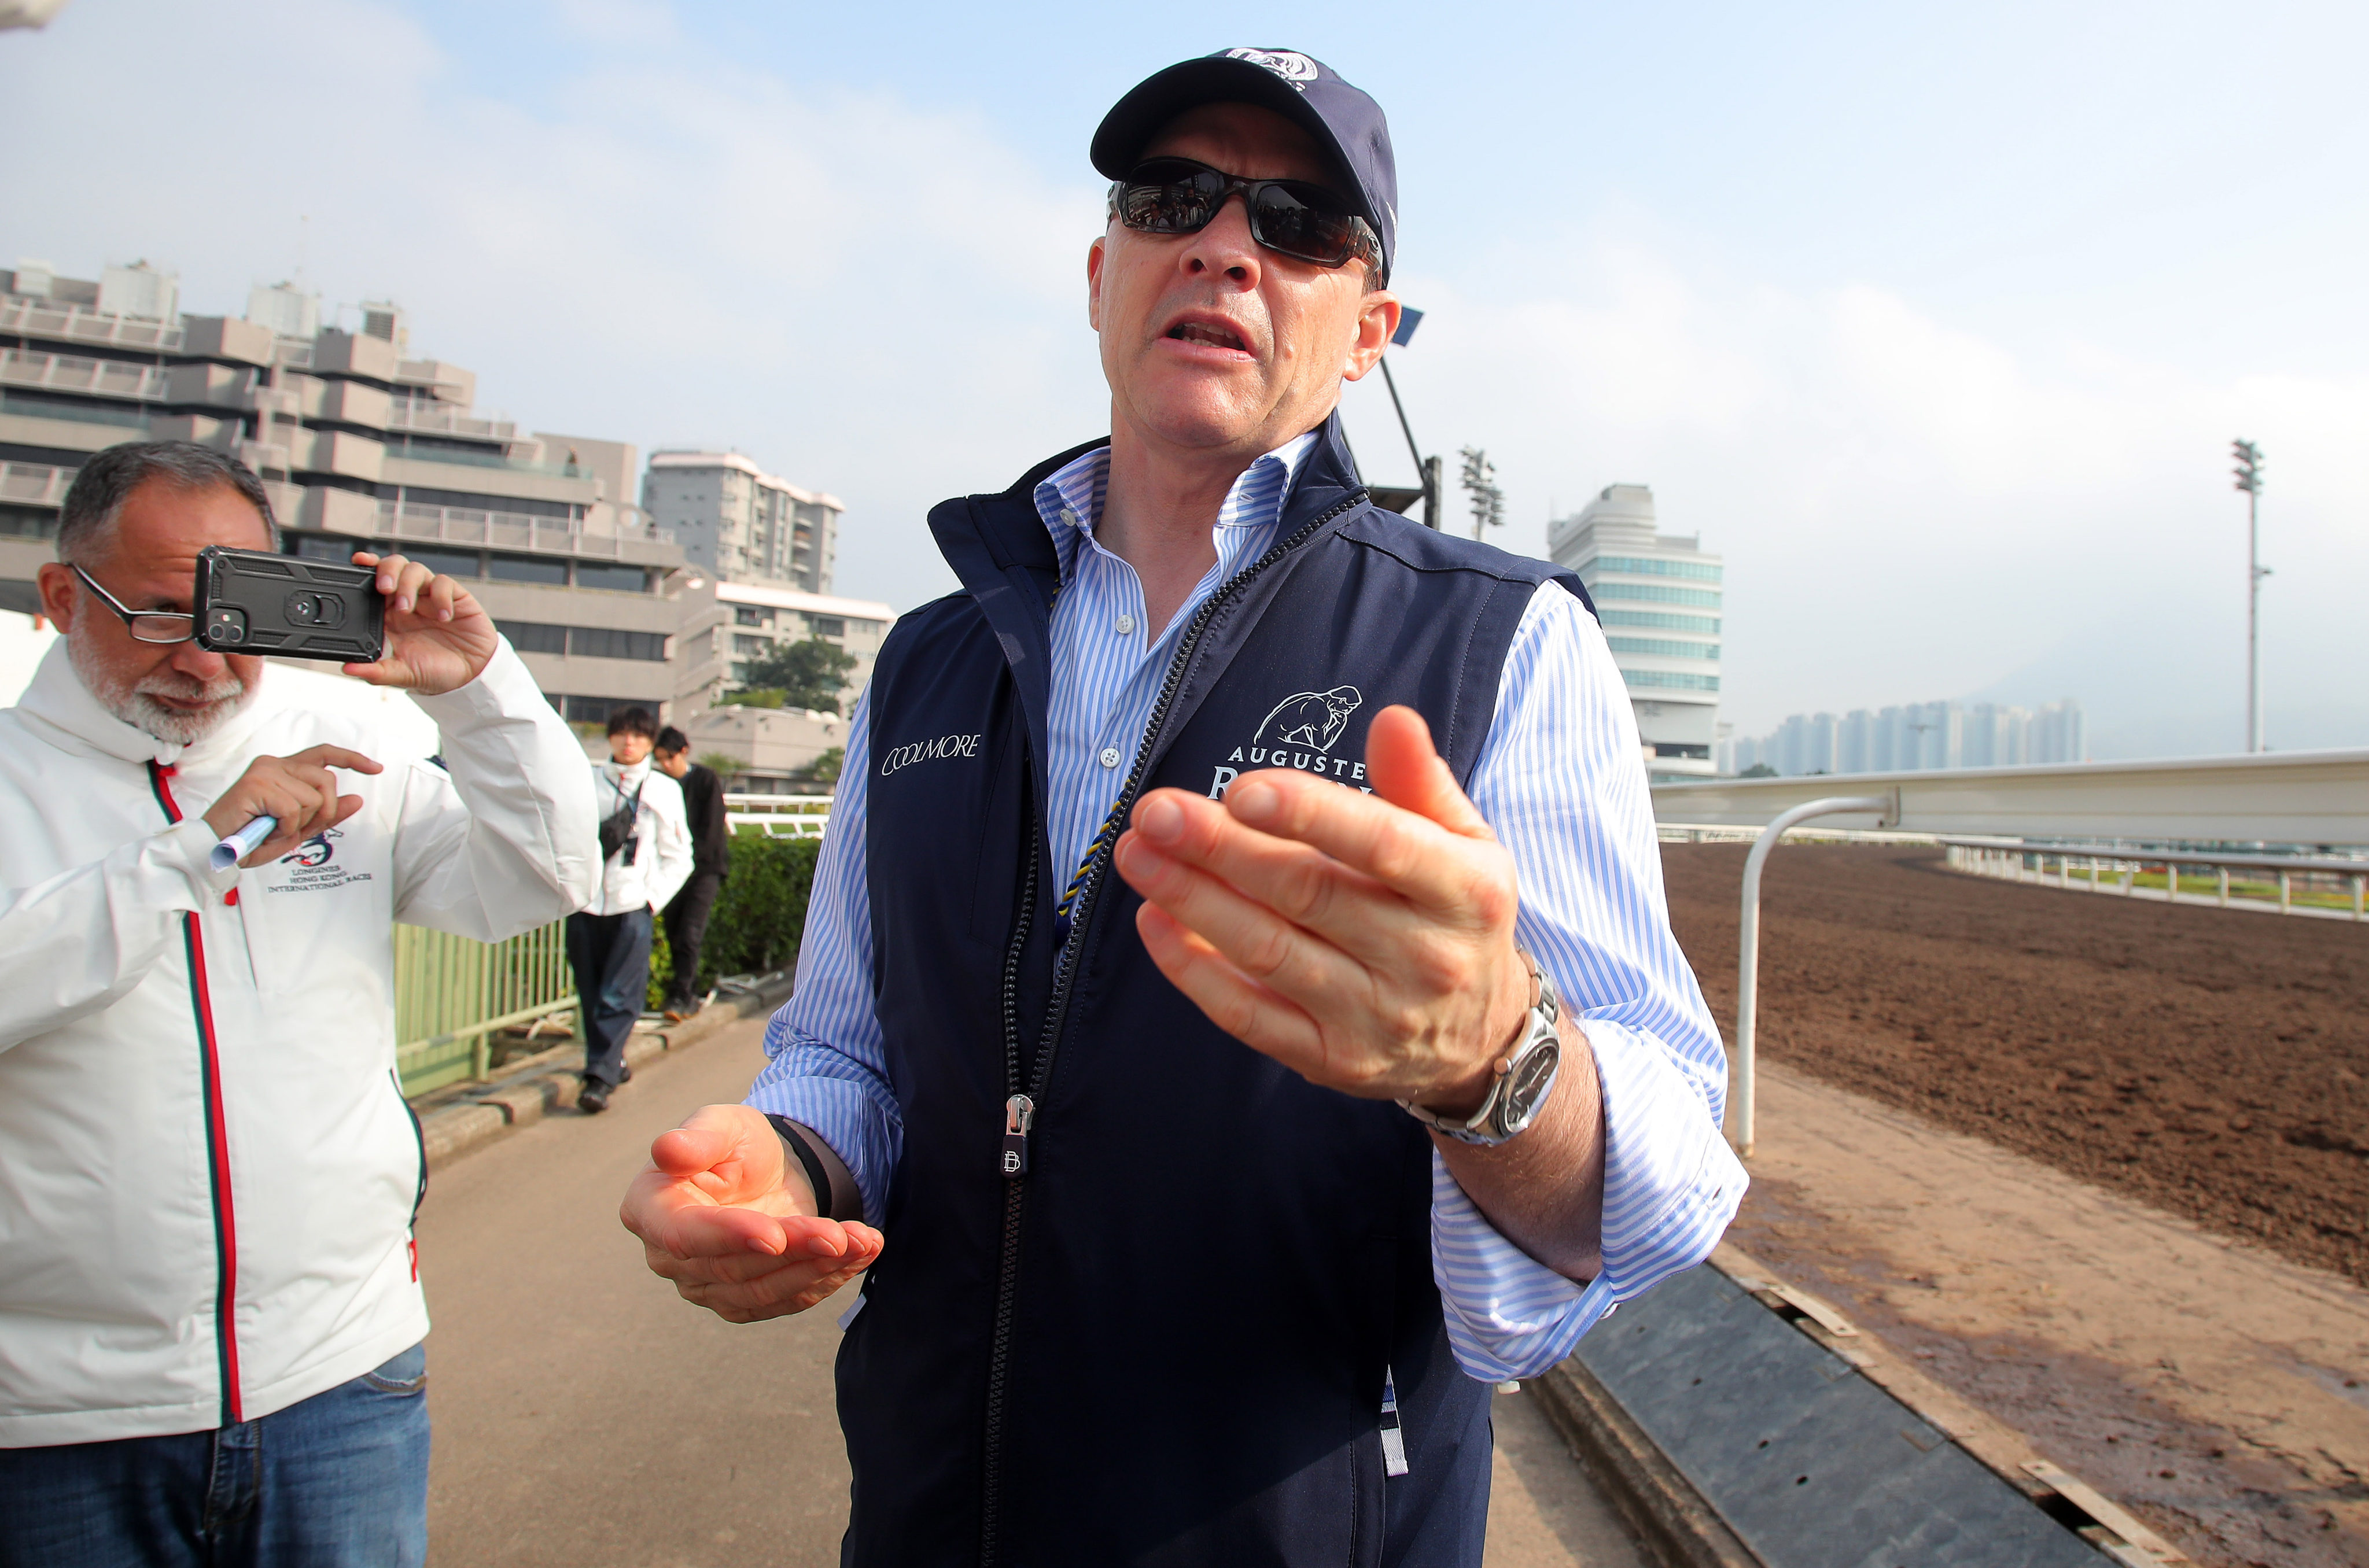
[1499,1038,1560,1128]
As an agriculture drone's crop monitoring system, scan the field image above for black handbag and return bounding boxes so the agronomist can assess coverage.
[598,776,647,865]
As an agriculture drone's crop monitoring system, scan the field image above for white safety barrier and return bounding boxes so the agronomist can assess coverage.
[724,792,832,839]
[1945,840,2368,922]
[1651,748,2369,845]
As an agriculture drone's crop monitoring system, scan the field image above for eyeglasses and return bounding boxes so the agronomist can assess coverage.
[72,564,197,644]
[1110,157,1383,277]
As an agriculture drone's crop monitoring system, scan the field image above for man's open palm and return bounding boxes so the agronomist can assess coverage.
[621,1105,882,1323]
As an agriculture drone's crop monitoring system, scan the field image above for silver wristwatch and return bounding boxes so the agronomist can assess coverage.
[1398,950,1563,1146]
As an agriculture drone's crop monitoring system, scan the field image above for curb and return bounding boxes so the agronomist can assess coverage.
[1530,1357,1758,1568]
[1527,1243,2189,1567]
[415,972,795,1172]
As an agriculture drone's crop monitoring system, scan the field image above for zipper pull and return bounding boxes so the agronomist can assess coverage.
[1001,1094,1036,1178]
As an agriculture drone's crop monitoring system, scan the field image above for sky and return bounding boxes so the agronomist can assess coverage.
[5,0,2364,757]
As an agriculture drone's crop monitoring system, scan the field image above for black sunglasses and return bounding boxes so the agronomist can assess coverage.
[1110,157,1383,278]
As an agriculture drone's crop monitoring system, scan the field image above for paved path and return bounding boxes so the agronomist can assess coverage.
[418,1016,1645,1566]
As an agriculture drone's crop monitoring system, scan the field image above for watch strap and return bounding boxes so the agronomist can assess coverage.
[1398,950,1561,1146]
[766,1113,854,1221]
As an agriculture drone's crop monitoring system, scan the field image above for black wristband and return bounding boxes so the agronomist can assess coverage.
[765,1114,836,1216]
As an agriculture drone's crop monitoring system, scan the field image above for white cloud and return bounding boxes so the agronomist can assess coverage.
[5,1,2360,757]
[1348,237,2369,752]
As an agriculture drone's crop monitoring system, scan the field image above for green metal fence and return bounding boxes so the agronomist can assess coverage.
[395,921,576,1098]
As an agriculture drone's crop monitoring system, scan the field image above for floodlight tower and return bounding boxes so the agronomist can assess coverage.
[1457,447,1505,540]
[2232,439,2268,753]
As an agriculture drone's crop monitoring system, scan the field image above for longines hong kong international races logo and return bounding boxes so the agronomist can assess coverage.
[268,828,373,894]
[878,733,983,776]
[1207,686,1369,799]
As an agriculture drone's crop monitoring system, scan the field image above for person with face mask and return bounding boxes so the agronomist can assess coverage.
[0,441,599,1567]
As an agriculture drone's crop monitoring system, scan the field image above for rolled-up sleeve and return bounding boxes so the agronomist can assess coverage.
[1433,582,1747,1381]
[742,690,901,1225]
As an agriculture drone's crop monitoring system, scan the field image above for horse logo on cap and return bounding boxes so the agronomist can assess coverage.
[1226,49,1321,87]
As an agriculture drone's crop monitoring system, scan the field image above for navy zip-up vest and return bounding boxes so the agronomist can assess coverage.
[843,414,1592,1567]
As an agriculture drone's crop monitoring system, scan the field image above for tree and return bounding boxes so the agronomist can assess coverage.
[738,636,857,714]
[1738,762,1779,779]
[798,746,843,788]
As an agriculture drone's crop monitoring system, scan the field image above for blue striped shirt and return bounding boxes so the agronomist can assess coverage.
[748,436,1746,1381]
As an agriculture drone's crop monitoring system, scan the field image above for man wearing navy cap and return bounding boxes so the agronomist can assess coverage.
[625,49,1744,1565]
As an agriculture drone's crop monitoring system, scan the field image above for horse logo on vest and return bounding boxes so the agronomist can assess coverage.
[1254,686,1362,753]
[1210,687,1370,799]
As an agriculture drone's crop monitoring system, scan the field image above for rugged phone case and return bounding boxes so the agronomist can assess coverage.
[194,546,386,663]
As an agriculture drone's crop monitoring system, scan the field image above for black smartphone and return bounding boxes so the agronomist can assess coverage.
[193,546,386,663]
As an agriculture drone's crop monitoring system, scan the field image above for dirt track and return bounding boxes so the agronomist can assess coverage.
[1660,843,2369,1287]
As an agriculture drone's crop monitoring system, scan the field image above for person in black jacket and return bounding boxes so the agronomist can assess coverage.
[653,727,730,1020]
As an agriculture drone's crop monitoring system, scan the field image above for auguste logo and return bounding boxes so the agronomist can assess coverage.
[1225,48,1321,88]
[1208,686,1370,798]
[278,827,341,869]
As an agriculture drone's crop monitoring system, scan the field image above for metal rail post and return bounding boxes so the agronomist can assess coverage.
[1732,794,1894,1156]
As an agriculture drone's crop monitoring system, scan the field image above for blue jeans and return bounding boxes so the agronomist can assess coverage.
[0,1341,429,1567]
[567,906,653,1087]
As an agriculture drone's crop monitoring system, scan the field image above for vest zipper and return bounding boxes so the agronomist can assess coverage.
[148,761,245,1426]
[975,488,1366,1566]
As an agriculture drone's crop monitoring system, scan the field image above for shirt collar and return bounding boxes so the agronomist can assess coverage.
[1033,430,1321,584]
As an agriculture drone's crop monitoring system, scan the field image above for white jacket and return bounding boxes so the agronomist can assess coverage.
[0,639,598,1446]
[586,758,692,916]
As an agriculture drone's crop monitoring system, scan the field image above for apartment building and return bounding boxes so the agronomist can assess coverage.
[643,451,843,594]
[1727,698,2086,776]
[1547,484,1722,782]
[1,259,713,730]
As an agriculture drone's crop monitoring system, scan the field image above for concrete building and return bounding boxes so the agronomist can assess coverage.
[1,257,712,733]
[643,451,843,594]
[708,579,890,702]
[1548,484,1721,782]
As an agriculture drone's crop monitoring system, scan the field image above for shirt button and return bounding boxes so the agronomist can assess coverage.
[1114,614,1135,636]
[1099,747,1121,768]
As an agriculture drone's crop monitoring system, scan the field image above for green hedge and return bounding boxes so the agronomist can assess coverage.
[650,833,823,1004]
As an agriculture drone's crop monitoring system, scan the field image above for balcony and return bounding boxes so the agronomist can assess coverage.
[1,462,73,507]
[377,501,676,561]
[0,348,170,403]
[0,297,186,353]
[386,401,515,443]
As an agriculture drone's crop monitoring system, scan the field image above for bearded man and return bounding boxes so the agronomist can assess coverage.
[625,50,1745,1566]
[0,441,599,1566]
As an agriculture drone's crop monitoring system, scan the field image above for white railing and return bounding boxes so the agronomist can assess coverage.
[0,348,170,402]
[1946,840,2368,922]
[375,502,673,558]
[386,401,516,442]
[0,297,185,352]
[724,793,832,839]
[1,462,73,506]
[1653,750,2369,846]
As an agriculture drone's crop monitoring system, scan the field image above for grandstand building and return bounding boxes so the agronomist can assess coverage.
[1548,484,1722,782]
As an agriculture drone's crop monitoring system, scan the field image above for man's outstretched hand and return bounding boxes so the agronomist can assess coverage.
[1112,704,1533,1117]
[621,1105,882,1323]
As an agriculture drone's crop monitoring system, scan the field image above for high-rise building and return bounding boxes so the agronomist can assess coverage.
[1547,484,1722,781]
[1,256,712,732]
[1732,697,2085,776]
[643,451,843,595]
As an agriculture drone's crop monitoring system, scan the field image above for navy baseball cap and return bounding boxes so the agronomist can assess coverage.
[1092,49,1398,283]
